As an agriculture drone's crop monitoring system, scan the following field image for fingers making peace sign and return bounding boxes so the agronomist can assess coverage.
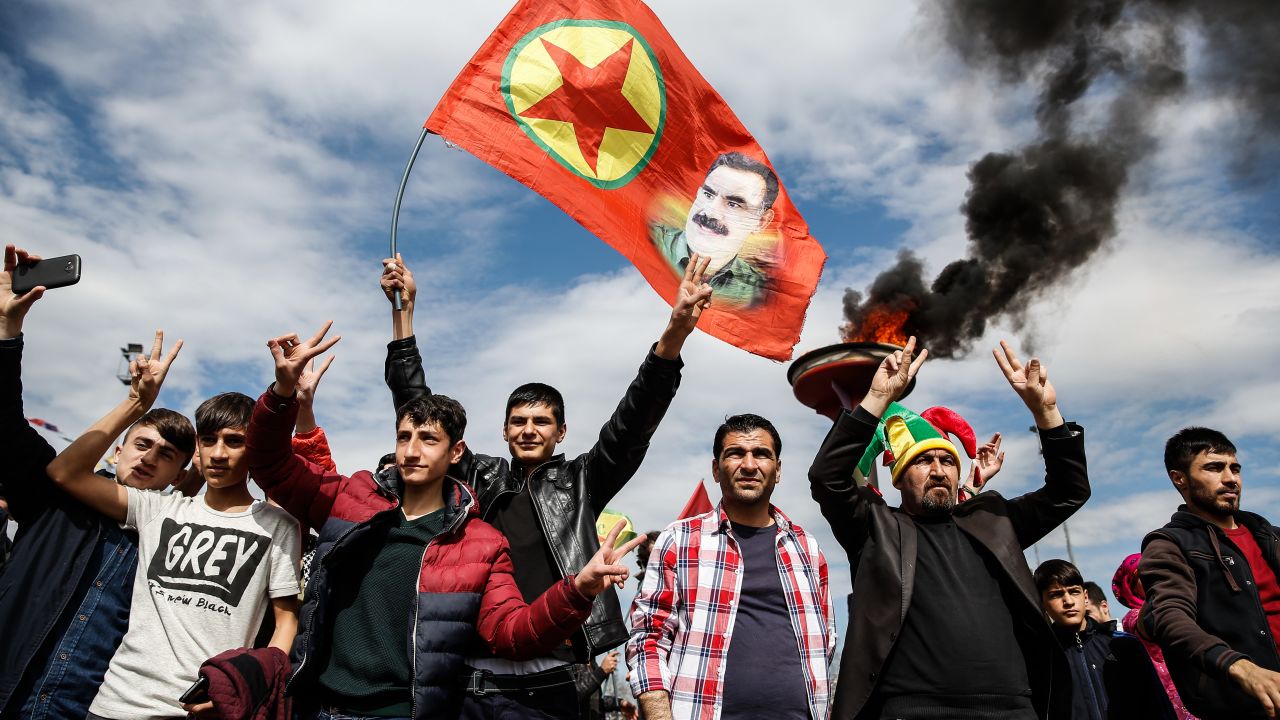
[128,330,184,410]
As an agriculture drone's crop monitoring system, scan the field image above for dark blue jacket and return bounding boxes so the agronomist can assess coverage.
[0,336,134,715]
[1054,618,1174,720]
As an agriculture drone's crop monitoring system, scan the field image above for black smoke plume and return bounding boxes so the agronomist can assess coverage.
[842,0,1280,358]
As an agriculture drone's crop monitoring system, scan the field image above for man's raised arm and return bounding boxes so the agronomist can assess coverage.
[808,337,927,553]
[0,244,58,524]
[47,330,183,523]
[381,254,430,411]
[991,340,1090,548]
[246,322,344,531]
[579,255,713,510]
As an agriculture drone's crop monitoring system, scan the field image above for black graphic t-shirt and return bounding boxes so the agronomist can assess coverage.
[89,490,301,718]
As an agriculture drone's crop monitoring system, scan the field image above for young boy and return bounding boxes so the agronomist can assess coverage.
[246,322,643,720]
[47,333,300,719]
[0,246,196,719]
[1035,559,1171,720]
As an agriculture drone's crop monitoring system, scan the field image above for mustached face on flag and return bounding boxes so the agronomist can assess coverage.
[426,0,826,360]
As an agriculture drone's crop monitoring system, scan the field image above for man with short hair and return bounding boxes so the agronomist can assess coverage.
[650,151,778,307]
[628,413,835,720]
[808,338,1091,719]
[1035,559,1170,720]
[246,322,644,720]
[1082,581,1114,627]
[381,253,711,717]
[0,245,198,720]
[1140,427,1280,719]
[47,336,301,719]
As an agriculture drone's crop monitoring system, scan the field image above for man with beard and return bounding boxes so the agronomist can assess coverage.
[1140,428,1280,719]
[808,338,1089,720]
[627,414,835,720]
[650,151,776,308]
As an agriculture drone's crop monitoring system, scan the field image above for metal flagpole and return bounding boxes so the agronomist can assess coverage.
[389,127,431,311]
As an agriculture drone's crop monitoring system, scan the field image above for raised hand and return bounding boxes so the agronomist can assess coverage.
[656,253,714,360]
[993,340,1062,429]
[296,355,335,409]
[268,321,341,398]
[381,253,416,307]
[1,244,46,340]
[128,330,183,410]
[974,432,1005,485]
[574,519,648,598]
[863,336,928,419]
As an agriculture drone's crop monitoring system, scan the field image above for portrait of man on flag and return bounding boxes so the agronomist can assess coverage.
[649,150,779,308]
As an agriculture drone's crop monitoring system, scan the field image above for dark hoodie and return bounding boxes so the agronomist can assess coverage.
[1052,617,1173,720]
[1140,507,1280,719]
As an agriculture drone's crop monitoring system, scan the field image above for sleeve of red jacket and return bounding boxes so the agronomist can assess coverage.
[291,427,338,473]
[246,389,348,532]
[475,537,594,661]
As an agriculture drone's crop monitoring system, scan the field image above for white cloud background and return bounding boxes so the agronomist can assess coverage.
[3,0,1279,654]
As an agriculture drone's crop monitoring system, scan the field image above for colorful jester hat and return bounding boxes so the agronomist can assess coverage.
[855,402,979,485]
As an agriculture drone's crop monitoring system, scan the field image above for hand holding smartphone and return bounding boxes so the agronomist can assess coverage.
[178,675,210,705]
[12,254,81,294]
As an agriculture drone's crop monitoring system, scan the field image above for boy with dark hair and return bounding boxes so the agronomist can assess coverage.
[381,254,710,717]
[246,322,645,720]
[47,332,300,719]
[1035,559,1171,720]
[0,245,199,719]
[1141,426,1280,719]
[1082,581,1114,627]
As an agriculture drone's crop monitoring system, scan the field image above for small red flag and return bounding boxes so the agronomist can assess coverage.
[677,479,713,520]
[426,0,826,360]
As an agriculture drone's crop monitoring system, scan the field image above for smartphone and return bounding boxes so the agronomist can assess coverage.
[178,675,210,705]
[12,255,81,294]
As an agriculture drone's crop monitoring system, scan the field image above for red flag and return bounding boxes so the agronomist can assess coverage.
[426,0,826,360]
[677,479,713,520]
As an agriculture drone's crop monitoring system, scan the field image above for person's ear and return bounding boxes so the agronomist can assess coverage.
[450,440,467,465]
[1168,469,1185,490]
[711,458,721,483]
[758,208,775,230]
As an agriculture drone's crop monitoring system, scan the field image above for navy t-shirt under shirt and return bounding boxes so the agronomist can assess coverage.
[720,521,810,720]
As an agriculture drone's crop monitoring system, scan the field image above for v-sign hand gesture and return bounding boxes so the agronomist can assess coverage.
[128,330,183,411]
[993,340,1063,429]
[573,519,649,598]
[656,253,714,360]
[862,335,928,419]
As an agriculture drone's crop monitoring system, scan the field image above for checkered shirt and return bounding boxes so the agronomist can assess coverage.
[627,504,836,719]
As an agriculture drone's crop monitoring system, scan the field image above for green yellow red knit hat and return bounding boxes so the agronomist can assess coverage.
[856,402,978,484]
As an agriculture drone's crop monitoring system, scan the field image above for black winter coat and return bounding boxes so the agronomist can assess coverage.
[808,405,1090,720]
[385,336,682,658]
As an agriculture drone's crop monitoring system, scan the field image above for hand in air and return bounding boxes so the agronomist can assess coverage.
[268,321,341,397]
[381,253,416,307]
[574,520,648,598]
[128,330,183,411]
[1,244,45,339]
[993,340,1062,429]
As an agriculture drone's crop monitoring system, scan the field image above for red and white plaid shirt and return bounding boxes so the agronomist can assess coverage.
[627,504,836,719]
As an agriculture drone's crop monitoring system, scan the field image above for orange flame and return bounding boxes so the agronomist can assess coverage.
[843,305,911,346]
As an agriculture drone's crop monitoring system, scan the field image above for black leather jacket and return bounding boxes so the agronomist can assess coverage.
[809,405,1090,720]
[385,336,682,657]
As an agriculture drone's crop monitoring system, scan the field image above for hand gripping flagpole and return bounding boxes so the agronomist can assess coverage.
[389,127,431,311]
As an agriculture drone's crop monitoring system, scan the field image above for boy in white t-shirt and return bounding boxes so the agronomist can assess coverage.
[48,332,300,719]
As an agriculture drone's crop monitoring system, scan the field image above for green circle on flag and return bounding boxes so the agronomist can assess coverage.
[501,19,667,189]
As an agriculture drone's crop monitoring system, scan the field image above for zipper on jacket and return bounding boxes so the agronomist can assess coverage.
[1073,632,1103,720]
[410,541,430,720]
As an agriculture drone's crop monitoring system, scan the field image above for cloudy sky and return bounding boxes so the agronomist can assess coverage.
[4,0,1278,638]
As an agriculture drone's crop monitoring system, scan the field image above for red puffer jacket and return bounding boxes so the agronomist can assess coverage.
[245,390,593,720]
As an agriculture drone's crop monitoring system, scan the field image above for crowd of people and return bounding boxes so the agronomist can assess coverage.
[1,240,1278,720]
